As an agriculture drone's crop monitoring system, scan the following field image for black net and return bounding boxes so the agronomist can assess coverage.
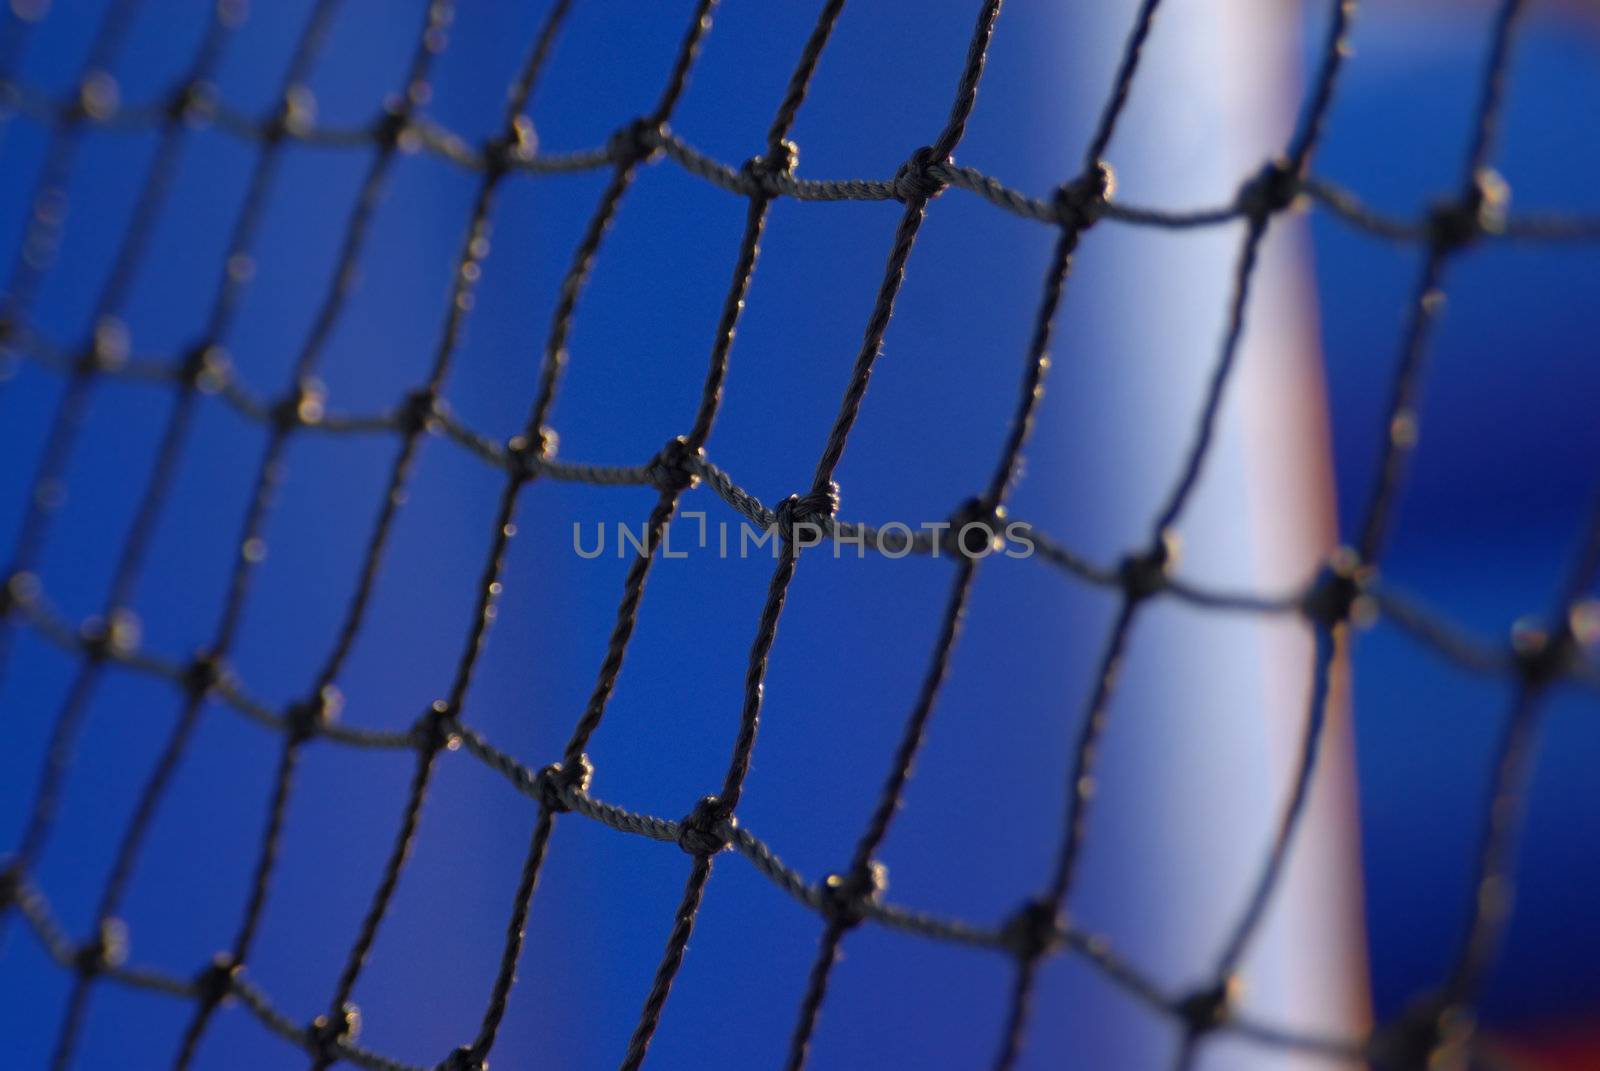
[1,1,1598,1069]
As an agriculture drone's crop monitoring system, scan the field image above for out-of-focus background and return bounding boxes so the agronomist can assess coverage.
[0,1,1597,1069]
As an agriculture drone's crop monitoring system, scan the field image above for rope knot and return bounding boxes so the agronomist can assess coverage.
[740,138,799,194]
[609,116,664,165]
[1001,898,1062,962]
[774,483,839,545]
[179,342,230,392]
[1237,157,1300,220]
[0,571,39,618]
[287,685,343,745]
[412,700,460,753]
[194,953,238,1009]
[0,573,37,621]
[505,428,554,481]
[645,436,701,494]
[1175,978,1236,1037]
[398,387,441,436]
[1300,547,1372,628]
[1371,996,1471,1071]
[272,376,326,430]
[819,863,886,929]
[182,650,224,697]
[72,71,119,123]
[308,1003,361,1060]
[79,315,129,374]
[79,608,140,664]
[265,84,316,143]
[1512,616,1577,688]
[535,755,593,814]
[75,917,128,977]
[892,145,947,203]
[1054,161,1115,230]
[945,496,1003,560]
[482,115,536,177]
[168,78,217,125]
[1428,168,1508,253]
[372,100,413,152]
[0,862,20,911]
[676,795,733,856]
[438,1045,486,1071]
[1118,531,1177,603]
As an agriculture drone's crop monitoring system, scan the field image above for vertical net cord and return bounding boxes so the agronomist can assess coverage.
[1162,3,1370,1064]
[1354,0,1524,567]
[1416,2,1585,1037]
[442,8,723,1069]
[560,3,852,1068]
[618,2,1005,1067]
[42,3,349,1067]
[1164,625,1340,1071]
[781,2,1158,1067]
[1208,623,1341,976]
[997,3,1360,1069]
[172,5,458,1069]
[1163,10,1384,1009]
[0,0,149,679]
[1,4,236,919]
[370,1,858,1068]
[1439,495,1600,1017]
[0,5,235,641]
[302,3,581,1068]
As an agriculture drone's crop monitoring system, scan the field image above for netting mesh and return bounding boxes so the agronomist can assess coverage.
[1,0,1598,1068]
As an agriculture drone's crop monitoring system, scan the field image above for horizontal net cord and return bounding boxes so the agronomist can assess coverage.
[7,868,421,1071]
[0,557,1521,753]
[4,436,1591,708]
[6,328,1595,683]
[3,566,1591,1071]
[11,869,1369,1071]
[2,77,1598,245]
[0,608,1568,1069]
[9,563,1590,802]
[3,780,1368,1071]
[6,865,1363,1071]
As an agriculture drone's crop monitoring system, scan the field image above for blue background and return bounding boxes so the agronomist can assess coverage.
[1,1,1598,1068]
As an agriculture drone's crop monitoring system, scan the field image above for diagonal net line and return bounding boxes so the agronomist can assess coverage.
[1174,3,1544,1066]
[444,2,860,1068]
[617,3,1015,1068]
[783,3,1147,1068]
[351,5,727,1068]
[1,1,1598,1070]
[171,4,460,1068]
[0,1,241,932]
[303,2,587,1069]
[0,0,152,678]
[996,2,1360,1065]
[23,1,352,1067]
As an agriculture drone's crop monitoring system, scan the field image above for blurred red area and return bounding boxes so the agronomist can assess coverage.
[1492,1023,1600,1071]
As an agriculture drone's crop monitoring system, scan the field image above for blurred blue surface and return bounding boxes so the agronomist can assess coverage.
[1,1,1597,1068]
